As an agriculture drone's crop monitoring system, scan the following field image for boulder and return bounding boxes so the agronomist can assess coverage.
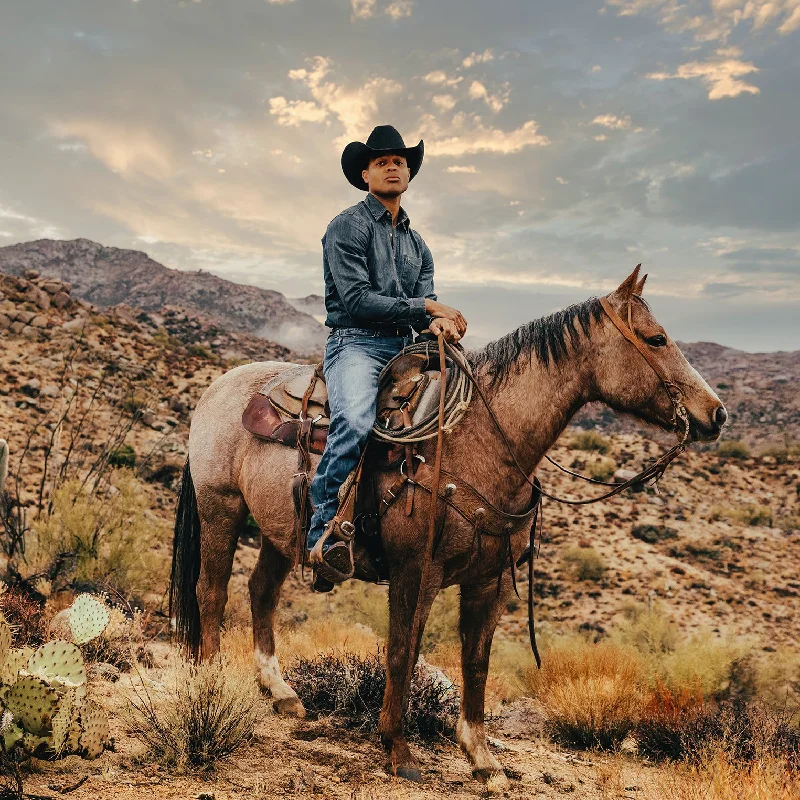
[10,321,25,334]
[51,291,71,310]
[0,313,10,330]
[40,384,60,399]
[16,310,35,324]
[30,315,49,329]
[23,269,40,280]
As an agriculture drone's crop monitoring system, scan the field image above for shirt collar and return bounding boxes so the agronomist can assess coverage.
[365,192,410,229]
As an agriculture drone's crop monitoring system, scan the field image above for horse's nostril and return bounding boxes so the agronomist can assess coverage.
[714,406,728,428]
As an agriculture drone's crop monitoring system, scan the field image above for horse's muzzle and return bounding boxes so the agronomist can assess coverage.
[690,404,728,442]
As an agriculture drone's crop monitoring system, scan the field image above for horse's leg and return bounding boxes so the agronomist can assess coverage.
[249,533,305,718]
[457,578,510,784]
[378,561,441,782]
[196,490,246,661]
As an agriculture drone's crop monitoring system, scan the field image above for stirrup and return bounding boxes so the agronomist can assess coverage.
[308,518,356,582]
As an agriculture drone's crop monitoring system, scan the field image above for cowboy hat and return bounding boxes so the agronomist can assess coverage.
[341,125,424,191]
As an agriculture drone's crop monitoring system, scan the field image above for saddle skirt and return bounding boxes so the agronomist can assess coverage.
[241,352,450,454]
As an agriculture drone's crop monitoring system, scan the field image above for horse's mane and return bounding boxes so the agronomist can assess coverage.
[469,297,605,390]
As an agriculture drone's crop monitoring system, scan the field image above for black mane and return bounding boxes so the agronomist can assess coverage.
[470,297,604,389]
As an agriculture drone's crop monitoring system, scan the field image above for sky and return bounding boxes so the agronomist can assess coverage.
[1,0,799,352]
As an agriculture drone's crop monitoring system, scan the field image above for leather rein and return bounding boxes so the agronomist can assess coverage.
[386,294,690,671]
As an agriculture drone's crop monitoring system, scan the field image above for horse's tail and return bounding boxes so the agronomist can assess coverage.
[169,458,202,659]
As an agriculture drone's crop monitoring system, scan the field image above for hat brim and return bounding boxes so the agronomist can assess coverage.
[341,140,424,191]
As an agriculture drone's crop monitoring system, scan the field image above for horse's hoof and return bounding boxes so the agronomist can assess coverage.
[273,696,306,718]
[473,768,509,789]
[393,765,423,783]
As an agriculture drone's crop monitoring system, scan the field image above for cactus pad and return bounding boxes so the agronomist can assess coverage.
[3,720,23,751]
[0,614,11,668]
[1,646,34,686]
[79,701,109,759]
[51,691,74,753]
[70,594,111,644]
[6,675,60,736]
[27,640,86,686]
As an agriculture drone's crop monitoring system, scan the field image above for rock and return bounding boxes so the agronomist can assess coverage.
[21,325,39,340]
[140,409,155,426]
[40,281,64,295]
[61,316,86,331]
[0,313,10,330]
[631,523,676,543]
[30,314,48,328]
[613,468,639,483]
[35,291,50,311]
[23,268,39,279]
[164,416,180,427]
[16,310,35,324]
[21,378,41,396]
[10,320,25,334]
[51,291,71,309]
[40,384,60,399]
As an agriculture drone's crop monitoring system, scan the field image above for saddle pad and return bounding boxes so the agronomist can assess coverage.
[260,365,330,423]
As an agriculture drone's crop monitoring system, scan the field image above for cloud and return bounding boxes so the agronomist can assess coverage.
[48,119,174,178]
[351,0,376,19]
[424,119,550,157]
[350,0,413,20]
[467,80,508,112]
[646,48,760,99]
[592,113,632,129]
[424,70,463,87]
[271,57,402,141]
[462,48,494,68]
[606,0,800,42]
[445,165,479,173]
[386,0,413,19]
[432,94,457,110]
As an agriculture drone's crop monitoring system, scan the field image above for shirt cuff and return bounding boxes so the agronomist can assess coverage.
[409,296,428,329]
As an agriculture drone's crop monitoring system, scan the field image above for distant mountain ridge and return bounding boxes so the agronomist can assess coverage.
[0,238,327,353]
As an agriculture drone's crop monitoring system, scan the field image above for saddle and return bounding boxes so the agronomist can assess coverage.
[241,352,448,452]
[240,347,455,582]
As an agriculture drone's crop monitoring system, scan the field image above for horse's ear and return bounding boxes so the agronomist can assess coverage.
[610,264,641,302]
[635,272,648,295]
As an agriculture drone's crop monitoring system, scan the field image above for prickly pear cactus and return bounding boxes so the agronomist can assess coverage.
[26,640,86,687]
[1,646,34,687]
[6,675,60,736]
[50,691,74,754]
[78,701,109,759]
[69,593,111,645]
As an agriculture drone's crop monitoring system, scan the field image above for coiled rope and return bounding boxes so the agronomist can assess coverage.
[370,339,473,444]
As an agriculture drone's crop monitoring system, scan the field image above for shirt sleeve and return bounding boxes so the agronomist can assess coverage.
[411,238,437,333]
[325,215,424,326]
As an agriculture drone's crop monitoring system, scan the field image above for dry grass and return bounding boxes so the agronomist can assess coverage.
[657,749,800,800]
[570,430,612,453]
[562,546,607,582]
[523,638,646,749]
[121,651,266,770]
[587,456,616,482]
[716,440,751,460]
[708,503,773,527]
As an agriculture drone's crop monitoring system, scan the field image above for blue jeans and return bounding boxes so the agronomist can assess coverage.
[307,328,411,551]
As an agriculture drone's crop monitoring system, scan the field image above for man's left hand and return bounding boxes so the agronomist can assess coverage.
[429,317,461,342]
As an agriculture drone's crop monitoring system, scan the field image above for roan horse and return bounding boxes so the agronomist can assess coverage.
[170,268,726,784]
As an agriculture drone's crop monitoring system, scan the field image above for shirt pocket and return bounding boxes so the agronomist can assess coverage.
[402,253,423,291]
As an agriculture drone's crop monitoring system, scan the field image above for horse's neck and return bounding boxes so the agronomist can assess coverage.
[459,344,595,501]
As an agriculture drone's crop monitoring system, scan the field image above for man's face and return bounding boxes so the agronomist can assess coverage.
[362,153,410,197]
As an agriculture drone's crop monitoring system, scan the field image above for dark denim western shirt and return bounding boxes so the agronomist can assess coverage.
[322,192,437,332]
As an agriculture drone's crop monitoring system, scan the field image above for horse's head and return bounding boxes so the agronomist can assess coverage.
[594,266,727,443]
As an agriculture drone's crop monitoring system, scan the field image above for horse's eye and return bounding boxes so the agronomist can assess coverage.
[646,334,668,348]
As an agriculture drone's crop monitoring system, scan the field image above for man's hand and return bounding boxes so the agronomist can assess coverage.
[424,299,468,337]
[429,317,461,342]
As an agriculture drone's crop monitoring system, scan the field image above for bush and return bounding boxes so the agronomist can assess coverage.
[0,584,49,647]
[285,651,459,740]
[26,472,170,600]
[587,457,616,482]
[611,601,679,657]
[123,653,265,769]
[523,639,645,749]
[631,524,678,544]
[636,683,705,761]
[562,546,606,582]
[716,440,750,460]
[709,504,773,527]
[570,431,611,454]
[109,444,136,469]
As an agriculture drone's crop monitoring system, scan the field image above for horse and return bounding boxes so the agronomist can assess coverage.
[169,267,726,784]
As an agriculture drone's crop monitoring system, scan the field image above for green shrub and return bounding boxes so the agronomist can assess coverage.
[587,457,616,482]
[709,504,773,527]
[570,431,611,454]
[562,547,606,582]
[717,440,750,460]
[109,444,136,469]
[631,524,678,544]
[188,343,212,359]
[122,391,149,415]
[611,601,679,657]
[27,472,170,599]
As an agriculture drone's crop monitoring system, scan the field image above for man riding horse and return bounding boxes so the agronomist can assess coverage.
[307,125,468,590]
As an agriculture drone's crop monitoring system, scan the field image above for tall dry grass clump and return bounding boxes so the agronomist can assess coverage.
[658,749,800,800]
[524,639,646,749]
[122,652,266,770]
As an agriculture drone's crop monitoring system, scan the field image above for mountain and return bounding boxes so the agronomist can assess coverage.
[0,238,327,354]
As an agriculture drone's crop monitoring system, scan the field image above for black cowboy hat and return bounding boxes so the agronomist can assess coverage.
[341,125,424,191]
